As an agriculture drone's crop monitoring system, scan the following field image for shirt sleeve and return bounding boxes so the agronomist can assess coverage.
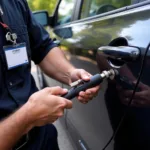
[22,0,58,64]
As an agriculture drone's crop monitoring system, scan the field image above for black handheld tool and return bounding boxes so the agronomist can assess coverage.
[62,69,118,100]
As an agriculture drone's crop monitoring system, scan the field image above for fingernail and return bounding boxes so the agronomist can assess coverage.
[84,76,89,79]
[63,89,68,92]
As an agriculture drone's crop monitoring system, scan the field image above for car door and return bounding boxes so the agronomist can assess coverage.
[53,0,150,150]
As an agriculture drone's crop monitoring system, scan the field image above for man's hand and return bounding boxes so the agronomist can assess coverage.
[0,87,72,150]
[69,69,100,104]
[39,48,100,104]
[117,82,150,107]
[25,87,72,127]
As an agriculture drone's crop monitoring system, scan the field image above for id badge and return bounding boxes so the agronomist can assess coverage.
[3,43,29,70]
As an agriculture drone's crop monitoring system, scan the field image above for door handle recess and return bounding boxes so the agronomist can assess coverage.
[98,46,140,62]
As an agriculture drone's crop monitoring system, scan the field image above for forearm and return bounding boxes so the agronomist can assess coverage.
[39,47,76,85]
[0,104,33,150]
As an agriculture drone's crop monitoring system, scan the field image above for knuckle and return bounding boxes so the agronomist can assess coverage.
[80,92,85,97]
[86,90,91,95]
[57,112,64,117]
[56,86,61,89]
[96,87,100,92]
[81,97,87,101]
[85,95,90,99]
[59,99,67,107]
[79,69,85,72]
[56,86,62,91]
[81,91,85,94]
[44,87,50,92]
[78,96,82,100]
[93,88,97,93]
[88,89,93,93]
[62,100,67,107]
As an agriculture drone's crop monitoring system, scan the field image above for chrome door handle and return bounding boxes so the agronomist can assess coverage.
[98,46,140,62]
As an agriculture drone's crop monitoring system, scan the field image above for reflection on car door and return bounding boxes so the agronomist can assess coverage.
[53,0,150,150]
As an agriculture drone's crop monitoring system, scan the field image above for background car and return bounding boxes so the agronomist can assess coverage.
[33,0,150,149]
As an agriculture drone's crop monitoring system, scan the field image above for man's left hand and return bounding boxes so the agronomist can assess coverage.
[69,69,100,104]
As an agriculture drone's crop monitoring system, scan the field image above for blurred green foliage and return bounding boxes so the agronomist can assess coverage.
[92,0,131,8]
[27,0,58,15]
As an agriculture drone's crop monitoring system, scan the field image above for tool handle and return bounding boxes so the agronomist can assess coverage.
[62,74,103,100]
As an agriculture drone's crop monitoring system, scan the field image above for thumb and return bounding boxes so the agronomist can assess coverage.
[79,70,91,81]
[47,86,68,96]
[64,99,73,109]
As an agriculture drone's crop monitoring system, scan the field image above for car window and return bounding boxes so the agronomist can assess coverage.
[28,0,58,15]
[56,0,76,25]
[132,0,148,4]
[80,0,147,19]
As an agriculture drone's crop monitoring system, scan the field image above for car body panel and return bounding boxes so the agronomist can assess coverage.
[52,3,150,150]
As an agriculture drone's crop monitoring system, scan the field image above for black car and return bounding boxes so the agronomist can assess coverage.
[33,0,150,149]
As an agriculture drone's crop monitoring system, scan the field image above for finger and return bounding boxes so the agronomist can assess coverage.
[64,99,73,109]
[122,99,140,107]
[122,90,133,97]
[122,97,145,107]
[85,85,100,96]
[120,97,137,106]
[78,95,91,102]
[121,90,147,101]
[79,91,93,100]
[131,99,145,107]
[78,95,89,101]
[82,101,88,104]
[52,96,72,109]
[133,91,147,99]
[78,69,92,81]
[133,81,149,90]
[78,96,89,104]
[47,86,68,96]
[78,95,89,102]
[141,84,149,90]
[57,110,64,117]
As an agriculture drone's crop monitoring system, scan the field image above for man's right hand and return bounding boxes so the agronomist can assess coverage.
[24,87,72,127]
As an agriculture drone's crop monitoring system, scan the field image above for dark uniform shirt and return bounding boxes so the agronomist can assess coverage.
[0,0,58,149]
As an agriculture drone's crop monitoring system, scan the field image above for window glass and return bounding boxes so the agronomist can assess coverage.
[80,0,134,19]
[28,0,58,15]
[132,0,148,3]
[57,0,75,25]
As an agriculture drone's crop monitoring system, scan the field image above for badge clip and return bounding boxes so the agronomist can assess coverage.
[6,32,17,45]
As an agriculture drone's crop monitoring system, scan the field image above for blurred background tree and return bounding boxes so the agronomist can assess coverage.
[27,0,58,15]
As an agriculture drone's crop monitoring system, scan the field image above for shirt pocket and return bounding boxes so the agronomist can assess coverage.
[9,25,31,60]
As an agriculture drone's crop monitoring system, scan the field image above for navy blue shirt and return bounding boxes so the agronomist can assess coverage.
[0,0,57,119]
[0,1,58,149]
